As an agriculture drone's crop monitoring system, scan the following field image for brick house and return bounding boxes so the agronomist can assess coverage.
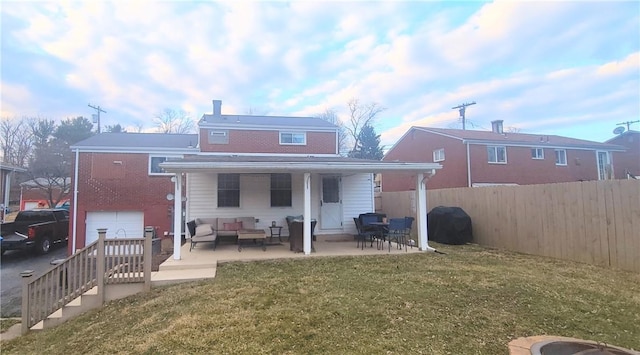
[381,120,625,191]
[606,130,640,179]
[70,100,441,257]
[19,177,71,210]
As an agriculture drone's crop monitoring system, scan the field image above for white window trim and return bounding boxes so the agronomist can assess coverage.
[149,155,182,176]
[279,131,306,145]
[487,146,507,164]
[433,148,445,162]
[531,148,544,160]
[555,149,567,166]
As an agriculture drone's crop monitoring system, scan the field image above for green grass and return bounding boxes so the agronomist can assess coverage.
[3,244,639,354]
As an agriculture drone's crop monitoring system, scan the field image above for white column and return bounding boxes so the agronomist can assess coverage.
[173,173,183,260]
[416,172,434,252]
[303,173,311,255]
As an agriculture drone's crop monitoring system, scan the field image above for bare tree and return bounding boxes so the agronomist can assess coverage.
[316,108,349,155]
[154,108,196,134]
[0,116,36,167]
[344,99,385,155]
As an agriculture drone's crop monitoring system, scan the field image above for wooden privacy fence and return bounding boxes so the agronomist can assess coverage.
[379,180,640,273]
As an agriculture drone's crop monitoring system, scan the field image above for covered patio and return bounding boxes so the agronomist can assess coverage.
[153,237,423,285]
[160,156,441,264]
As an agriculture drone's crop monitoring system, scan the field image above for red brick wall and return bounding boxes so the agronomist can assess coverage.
[69,152,176,252]
[468,145,599,185]
[199,129,337,154]
[382,129,468,191]
[608,133,640,178]
[382,129,603,191]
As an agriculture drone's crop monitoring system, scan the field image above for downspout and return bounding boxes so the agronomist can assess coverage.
[466,141,471,187]
[72,148,79,253]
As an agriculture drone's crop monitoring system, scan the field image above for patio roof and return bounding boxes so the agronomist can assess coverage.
[160,155,442,174]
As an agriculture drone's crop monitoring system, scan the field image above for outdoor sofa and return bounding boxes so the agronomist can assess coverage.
[187,217,258,251]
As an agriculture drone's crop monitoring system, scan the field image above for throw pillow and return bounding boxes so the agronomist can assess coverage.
[194,224,213,237]
[223,221,243,231]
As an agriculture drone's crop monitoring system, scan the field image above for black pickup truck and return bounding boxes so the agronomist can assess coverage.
[0,209,69,255]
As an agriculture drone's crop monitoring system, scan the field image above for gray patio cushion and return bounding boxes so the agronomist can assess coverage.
[237,217,255,230]
[197,218,217,227]
[195,224,214,237]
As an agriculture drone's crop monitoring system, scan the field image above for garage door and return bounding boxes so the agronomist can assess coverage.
[85,211,144,245]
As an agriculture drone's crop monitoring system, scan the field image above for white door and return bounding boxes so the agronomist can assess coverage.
[320,176,342,229]
[597,151,612,180]
[23,202,39,210]
[85,211,144,245]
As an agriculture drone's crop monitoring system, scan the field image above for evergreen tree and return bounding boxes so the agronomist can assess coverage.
[349,124,384,160]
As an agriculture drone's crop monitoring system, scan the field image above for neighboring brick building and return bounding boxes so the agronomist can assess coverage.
[382,120,625,191]
[606,130,640,179]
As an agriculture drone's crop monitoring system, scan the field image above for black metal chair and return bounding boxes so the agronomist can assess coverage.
[353,217,377,249]
[385,218,407,252]
[404,216,415,249]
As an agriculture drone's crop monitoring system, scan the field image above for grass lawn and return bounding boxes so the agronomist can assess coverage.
[3,244,639,354]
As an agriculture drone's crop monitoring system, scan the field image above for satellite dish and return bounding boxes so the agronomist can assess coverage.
[613,126,625,135]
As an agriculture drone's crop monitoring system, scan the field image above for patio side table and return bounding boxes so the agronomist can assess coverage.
[269,226,283,242]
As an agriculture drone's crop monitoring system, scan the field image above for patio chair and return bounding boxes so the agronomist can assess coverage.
[385,218,407,252]
[353,218,377,250]
[404,217,415,249]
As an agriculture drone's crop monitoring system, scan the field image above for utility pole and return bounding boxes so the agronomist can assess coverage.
[88,104,106,133]
[452,101,476,130]
[616,120,639,131]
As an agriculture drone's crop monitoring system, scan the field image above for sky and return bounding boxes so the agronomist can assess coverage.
[1,1,639,149]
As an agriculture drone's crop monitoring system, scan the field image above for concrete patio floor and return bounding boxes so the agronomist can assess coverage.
[151,237,422,286]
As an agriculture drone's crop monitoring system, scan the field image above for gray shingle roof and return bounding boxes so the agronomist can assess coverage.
[71,133,198,150]
[201,114,337,129]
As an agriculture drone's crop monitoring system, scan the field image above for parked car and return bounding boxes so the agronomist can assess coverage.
[0,209,69,254]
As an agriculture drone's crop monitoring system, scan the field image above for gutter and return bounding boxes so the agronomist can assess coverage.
[72,148,79,253]
[466,141,471,187]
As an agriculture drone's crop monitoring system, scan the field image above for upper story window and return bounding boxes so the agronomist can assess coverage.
[531,148,544,160]
[280,132,306,145]
[208,129,229,144]
[218,174,240,207]
[270,174,292,207]
[149,156,174,176]
[433,148,445,162]
[487,146,507,164]
[555,149,567,166]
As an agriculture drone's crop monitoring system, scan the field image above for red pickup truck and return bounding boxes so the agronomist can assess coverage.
[0,209,69,255]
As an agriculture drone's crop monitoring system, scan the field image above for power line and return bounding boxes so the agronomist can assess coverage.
[616,120,639,131]
[452,101,476,130]
[88,104,106,133]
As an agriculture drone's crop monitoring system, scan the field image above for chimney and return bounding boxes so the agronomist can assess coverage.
[491,120,504,134]
[212,100,222,117]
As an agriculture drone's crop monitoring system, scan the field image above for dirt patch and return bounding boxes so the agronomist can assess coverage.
[152,252,171,271]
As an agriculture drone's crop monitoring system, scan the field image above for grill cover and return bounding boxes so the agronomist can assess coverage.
[427,206,472,245]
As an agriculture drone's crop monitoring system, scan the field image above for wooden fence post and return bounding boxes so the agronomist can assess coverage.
[143,228,153,291]
[20,270,34,334]
[97,228,107,305]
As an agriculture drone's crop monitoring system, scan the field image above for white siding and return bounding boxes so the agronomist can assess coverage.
[187,172,315,234]
[342,173,375,235]
[186,172,373,237]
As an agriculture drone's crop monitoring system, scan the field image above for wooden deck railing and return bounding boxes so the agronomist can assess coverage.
[21,228,152,334]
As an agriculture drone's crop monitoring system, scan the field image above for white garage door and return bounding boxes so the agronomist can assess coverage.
[85,211,144,245]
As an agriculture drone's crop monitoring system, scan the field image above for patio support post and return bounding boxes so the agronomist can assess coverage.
[416,173,434,252]
[303,172,311,255]
[173,173,182,260]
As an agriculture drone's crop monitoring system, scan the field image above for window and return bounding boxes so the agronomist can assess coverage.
[555,149,567,166]
[487,146,507,163]
[208,129,229,144]
[433,148,445,162]
[149,156,172,175]
[531,148,544,160]
[280,132,306,145]
[217,174,240,207]
[270,174,292,207]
